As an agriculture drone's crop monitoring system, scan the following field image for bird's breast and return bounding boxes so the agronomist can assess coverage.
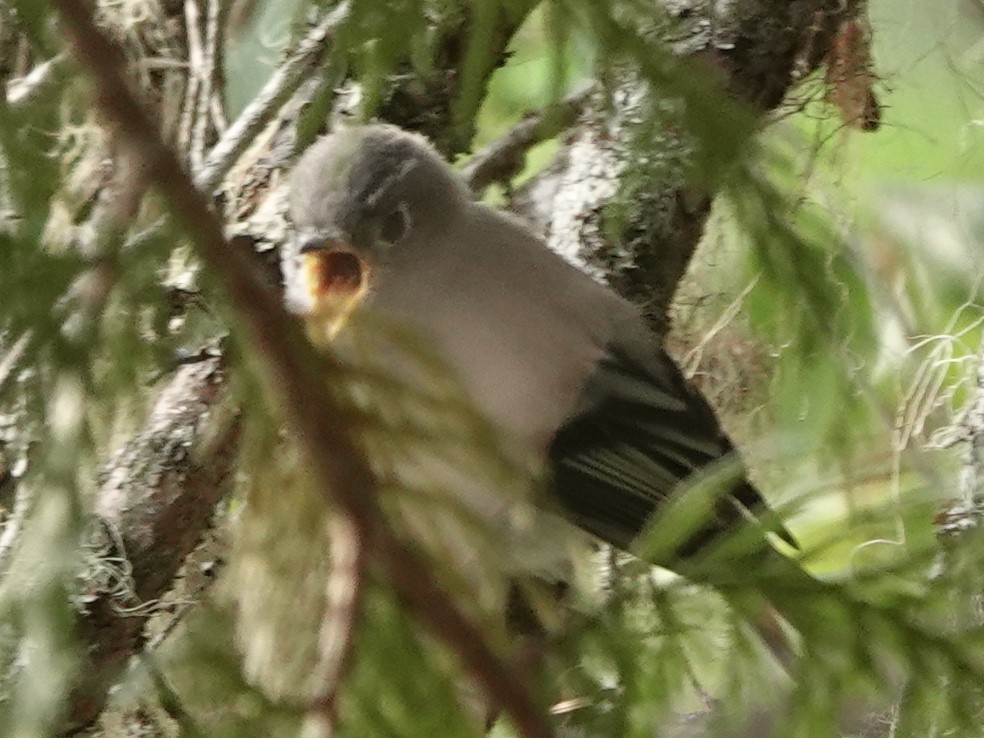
[369,260,616,452]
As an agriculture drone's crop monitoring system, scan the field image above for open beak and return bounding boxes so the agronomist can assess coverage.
[299,238,370,341]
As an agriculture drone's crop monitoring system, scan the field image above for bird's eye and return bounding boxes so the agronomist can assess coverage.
[379,203,411,245]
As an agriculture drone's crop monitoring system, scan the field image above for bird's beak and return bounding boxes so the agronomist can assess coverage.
[299,237,371,342]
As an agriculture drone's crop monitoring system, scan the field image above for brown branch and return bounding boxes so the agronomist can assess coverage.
[53,5,553,738]
[375,534,552,737]
[461,85,595,194]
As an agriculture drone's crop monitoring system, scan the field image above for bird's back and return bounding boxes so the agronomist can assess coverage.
[367,198,793,561]
[369,201,633,451]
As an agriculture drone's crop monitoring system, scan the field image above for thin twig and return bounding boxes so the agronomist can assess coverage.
[145,549,225,654]
[204,0,227,131]
[190,0,222,171]
[53,6,552,737]
[461,85,595,193]
[681,275,759,378]
[193,2,351,191]
[304,516,369,737]
[178,0,204,164]
[209,91,227,133]
[78,142,150,258]
[119,2,346,255]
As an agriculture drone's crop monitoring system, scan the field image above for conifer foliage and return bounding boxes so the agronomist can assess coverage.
[0,1,982,736]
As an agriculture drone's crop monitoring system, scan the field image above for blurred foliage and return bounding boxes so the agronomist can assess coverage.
[0,0,982,737]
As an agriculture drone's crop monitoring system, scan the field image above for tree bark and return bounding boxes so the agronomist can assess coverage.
[66,358,237,732]
[512,0,851,334]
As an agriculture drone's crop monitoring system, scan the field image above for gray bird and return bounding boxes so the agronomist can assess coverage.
[286,123,796,577]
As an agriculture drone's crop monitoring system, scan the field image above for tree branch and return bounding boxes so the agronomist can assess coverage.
[193,2,351,192]
[65,357,238,733]
[462,85,595,194]
[511,0,855,335]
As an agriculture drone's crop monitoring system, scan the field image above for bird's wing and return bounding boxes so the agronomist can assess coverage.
[547,324,795,560]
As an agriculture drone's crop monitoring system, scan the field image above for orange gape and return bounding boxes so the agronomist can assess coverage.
[302,246,370,344]
[305,250,364,296]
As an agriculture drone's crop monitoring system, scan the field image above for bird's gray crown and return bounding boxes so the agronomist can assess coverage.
[289,124,471,247]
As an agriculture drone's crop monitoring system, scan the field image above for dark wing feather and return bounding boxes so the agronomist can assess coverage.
[548,335,795,560]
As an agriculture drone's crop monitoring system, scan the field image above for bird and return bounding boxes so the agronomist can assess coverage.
[278,126,952,733]
[283,126,817,670]
[287,121,794,559]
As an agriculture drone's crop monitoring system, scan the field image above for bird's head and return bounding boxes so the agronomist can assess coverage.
[287,124,470,341]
